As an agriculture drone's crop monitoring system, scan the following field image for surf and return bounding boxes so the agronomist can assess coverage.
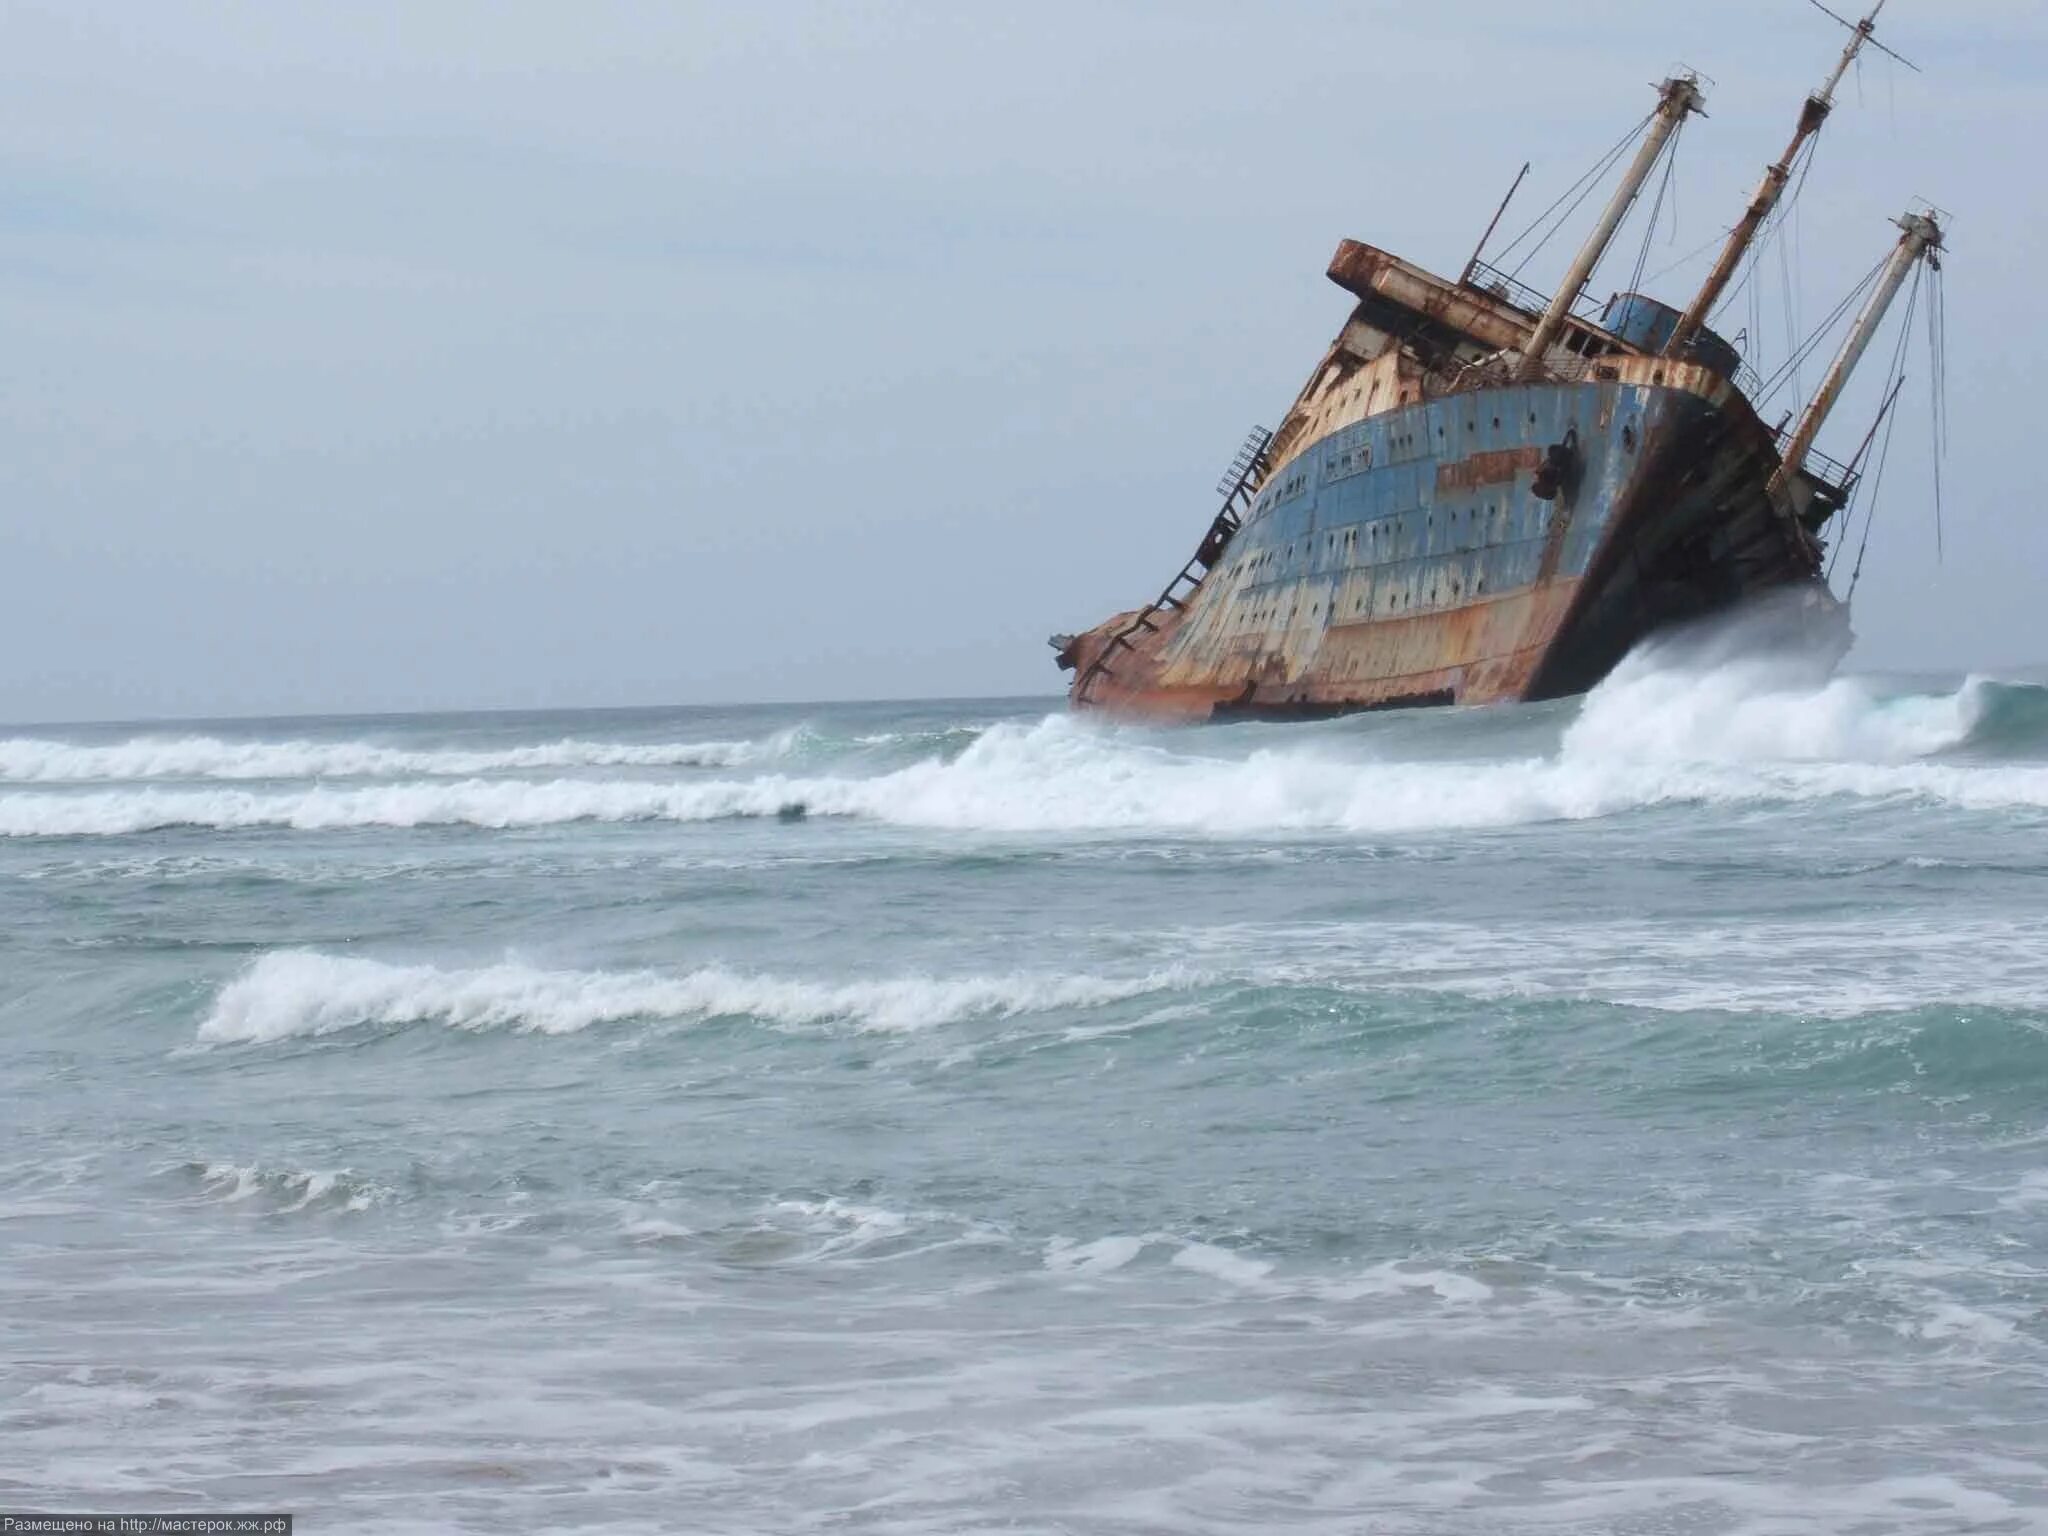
[196,949,1193,1044]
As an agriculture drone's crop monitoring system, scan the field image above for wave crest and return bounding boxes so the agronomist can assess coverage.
[1563,652,1983,764]
[0,729,807,783]
[197,950,1185,1044]
[9,719,2048,840]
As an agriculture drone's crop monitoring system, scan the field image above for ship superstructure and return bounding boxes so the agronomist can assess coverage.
[1055,9,1942,721]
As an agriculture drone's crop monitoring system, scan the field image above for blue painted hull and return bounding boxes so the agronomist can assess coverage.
[1064,367,1840,719]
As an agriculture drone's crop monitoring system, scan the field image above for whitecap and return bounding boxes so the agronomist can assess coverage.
[0,728,809,783]
[1045,1235,1152,1276]
[8,700,2048,841]
[1168,1241,1275,1288]
[195,949,1188,1044]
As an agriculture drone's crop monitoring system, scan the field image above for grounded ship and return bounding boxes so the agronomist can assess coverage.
[1055,8,1943,721]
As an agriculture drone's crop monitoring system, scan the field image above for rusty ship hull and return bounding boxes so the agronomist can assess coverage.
[1058,243,1852,722]
[1052,30,1951,722]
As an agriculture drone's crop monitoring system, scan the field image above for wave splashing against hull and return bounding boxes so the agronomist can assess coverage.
[13,670,2048,1534]
[6,643,2048,841]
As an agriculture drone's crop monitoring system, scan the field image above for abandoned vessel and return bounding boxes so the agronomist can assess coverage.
[1055,10,1942,721]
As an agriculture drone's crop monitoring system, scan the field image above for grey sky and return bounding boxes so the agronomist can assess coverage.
[2,0,2039,723]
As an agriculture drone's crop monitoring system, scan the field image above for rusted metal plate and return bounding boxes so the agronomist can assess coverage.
[1062,248,1823,723]
[1437,446,1541,491]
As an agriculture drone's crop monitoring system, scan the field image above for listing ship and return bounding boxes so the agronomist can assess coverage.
[1054,8,1943,720]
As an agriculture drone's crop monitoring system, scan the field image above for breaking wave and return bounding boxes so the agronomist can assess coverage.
[0,729,808,783]
[177,1160,391,1213]
[1566,652,1980,763]
[1955,678,2048,758]
[198,905,2048,1054]
[197,950,1188,1044]
[7,651,2044,841]
[7,722,2048,841]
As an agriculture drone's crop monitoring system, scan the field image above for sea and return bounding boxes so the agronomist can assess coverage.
[4,632,2046,1535]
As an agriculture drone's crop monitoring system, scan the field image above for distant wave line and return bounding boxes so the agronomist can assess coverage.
[0,730,812,783]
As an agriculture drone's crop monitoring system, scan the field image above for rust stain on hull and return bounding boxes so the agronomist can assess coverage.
[1057,249,1852,723]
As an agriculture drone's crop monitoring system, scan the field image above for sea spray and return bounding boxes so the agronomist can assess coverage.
[10,684,2047,1534]
[10,700,2048,839]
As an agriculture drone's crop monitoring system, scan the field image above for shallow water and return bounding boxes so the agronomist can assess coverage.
[3,642,2046,1533]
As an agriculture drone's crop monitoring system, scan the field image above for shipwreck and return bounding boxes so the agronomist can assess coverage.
[1055,5,1944,720]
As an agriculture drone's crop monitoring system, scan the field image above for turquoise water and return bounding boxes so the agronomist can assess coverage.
[3,640,2046,1533]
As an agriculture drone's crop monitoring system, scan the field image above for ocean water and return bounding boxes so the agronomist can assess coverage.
[4,637,2047,1534]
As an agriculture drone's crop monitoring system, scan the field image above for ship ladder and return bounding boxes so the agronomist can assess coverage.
[1074,427,1273,707]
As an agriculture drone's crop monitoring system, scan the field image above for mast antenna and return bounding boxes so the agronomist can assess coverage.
[1804,0,1922,73]
[1664,1,1917,359]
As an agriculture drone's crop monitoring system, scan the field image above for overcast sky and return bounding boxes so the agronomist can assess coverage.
[2,0,2039,723]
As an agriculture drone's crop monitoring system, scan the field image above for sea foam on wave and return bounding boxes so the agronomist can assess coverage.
[9,638,2047,839]
[0,728,806,783]
[1563,643,1988,764]
[11,713,2048,841]
[197,949,1185,1044]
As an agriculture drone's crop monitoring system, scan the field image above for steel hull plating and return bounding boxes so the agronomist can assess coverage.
[1063,356,1839,721]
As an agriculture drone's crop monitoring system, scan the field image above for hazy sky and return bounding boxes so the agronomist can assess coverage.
[2,1,2040,722]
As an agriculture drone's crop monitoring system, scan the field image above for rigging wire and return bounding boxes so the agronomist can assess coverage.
[1643,223,1736,288]
[1754,249,1889,407]
[1927,258,1949,561]
[1710,132,1822,380]
[1780,205,1803,405]
[1840,264,1924,599]
[1825,374,1906,586]
[1621,116,1685,303]
[1844,370,1904,600]
[1786,137,1819,401]
[1490,109,1656,280]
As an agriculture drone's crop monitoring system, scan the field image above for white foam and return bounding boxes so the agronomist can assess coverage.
[191,1160,386,1212]
[1173,914,2048,1017]
[772,1198,910,1237]
[1997,1171,2048,1211]
[1322,1262,1496,1303]
[1914,1303,2019,1348]
[198,1161,262,1202]
[758,1197,1007,1265]
[196,950,1187,1044]
[619,1216,696,1245]
[1045,1235,1152,1276]
[1564,645,1987,764]
[1169,1241,1275,1288]
[0,729,806,783]
[8,694,2047,840]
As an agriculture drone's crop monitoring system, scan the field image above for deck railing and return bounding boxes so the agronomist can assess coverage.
[1462,260,1608,324]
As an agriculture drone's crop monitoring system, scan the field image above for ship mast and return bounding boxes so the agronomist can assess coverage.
[1664,2,1901,359]
[1768,209,1943,495]
[1520,74,1705,374]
